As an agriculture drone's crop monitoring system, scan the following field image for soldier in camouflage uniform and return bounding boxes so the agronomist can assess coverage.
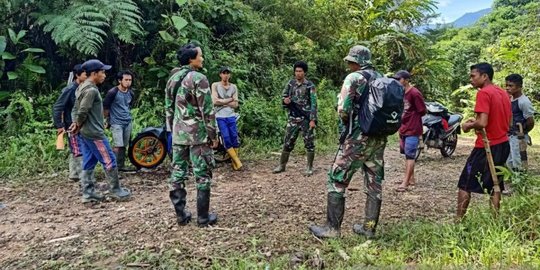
[165,43,218,227]
[273,61,318,176]
[309,46,387,239]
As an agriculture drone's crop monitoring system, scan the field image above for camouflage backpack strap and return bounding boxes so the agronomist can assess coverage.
[170,70,190,111]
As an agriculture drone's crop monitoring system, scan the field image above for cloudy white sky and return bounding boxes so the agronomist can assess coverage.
[435,0,494,23]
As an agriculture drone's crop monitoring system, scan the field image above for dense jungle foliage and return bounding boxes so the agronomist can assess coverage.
[0,0,539,178]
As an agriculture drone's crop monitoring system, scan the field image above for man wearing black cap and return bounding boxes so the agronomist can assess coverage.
[52,64,87,181]
[393,70,426,192]
[69,59,132,203]
[211,66,243,170]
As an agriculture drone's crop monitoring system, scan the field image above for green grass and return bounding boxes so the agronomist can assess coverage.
[0,132,66,181]
[4,124,539,269]
[115,174,540,269]
[201,121,539,269]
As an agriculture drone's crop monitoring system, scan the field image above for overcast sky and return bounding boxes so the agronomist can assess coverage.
[434,0,494,23]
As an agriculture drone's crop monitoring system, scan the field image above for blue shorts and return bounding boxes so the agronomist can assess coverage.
[400,135,419,160]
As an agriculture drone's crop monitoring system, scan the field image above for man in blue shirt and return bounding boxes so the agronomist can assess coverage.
[52,64,87,181]
[103,70,136,172]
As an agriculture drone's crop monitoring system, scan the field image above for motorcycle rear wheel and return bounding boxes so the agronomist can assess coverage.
[440,131,458,157]
[128,133,167,169]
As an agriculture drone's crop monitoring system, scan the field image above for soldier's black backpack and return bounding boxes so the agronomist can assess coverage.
[356,70,404,136]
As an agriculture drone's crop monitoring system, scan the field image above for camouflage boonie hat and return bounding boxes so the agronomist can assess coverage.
[343,45,372,65]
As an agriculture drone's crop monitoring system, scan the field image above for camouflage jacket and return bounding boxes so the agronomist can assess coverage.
[165,66,217,145]
[338,68,382,140]
[282,79,317,121]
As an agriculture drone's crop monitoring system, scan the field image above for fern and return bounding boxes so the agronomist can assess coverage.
[33,0,144,56]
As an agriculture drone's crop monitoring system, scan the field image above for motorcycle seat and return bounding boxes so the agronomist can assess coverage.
[448,115,462,126]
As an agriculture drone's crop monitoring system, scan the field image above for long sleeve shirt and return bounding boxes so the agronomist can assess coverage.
[282,79,317,121]
[165,66,217,145]
[74,80,106,140]
[52,82,79,129]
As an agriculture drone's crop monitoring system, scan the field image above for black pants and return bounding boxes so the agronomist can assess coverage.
[458,141,510,194]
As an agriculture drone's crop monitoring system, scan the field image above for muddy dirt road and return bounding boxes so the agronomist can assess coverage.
[0,137,522,268]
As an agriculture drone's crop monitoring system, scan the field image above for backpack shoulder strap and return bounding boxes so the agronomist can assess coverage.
[359,70,372,82]
[170,70,191,110]
[355,70,373,106]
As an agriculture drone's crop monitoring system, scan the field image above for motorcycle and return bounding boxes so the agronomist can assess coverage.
[415,102,463,160]
[128,115,239,169]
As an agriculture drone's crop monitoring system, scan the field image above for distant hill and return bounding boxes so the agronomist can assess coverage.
[416,8,492,33]
[452,8,492,28]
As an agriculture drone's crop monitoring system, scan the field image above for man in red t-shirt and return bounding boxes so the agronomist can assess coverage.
[457,62,511,220]
[394,70,426,192]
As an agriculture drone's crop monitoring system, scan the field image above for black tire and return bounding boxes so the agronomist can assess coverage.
[415,145,423,161]
[128,132,167,169]
[415,135,427,161]
[214,149,231,163]
[213,135,231,163]
[440,131,458,157]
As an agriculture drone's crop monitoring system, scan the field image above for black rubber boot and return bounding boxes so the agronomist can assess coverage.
[353,194,382,239]
[118,147,137,172]
[106,168,132,201]
[197,189,217,227]
[308,192,345,239]
[272,151,290,174]
[81,170,104,203]
[304,151,315,176]
[169,189,192,225]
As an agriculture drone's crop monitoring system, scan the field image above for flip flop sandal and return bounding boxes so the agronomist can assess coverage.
[395,186,408,192]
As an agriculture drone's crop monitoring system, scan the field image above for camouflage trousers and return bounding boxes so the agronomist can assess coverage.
[282,118,315,152]
[327,133,387,199]
[169,144,215,191]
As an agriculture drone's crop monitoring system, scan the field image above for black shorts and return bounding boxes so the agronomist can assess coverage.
[458,141,510,194]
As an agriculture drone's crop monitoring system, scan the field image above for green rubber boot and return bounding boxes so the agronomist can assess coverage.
[272,151,290,174]
[304,151,315,176]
